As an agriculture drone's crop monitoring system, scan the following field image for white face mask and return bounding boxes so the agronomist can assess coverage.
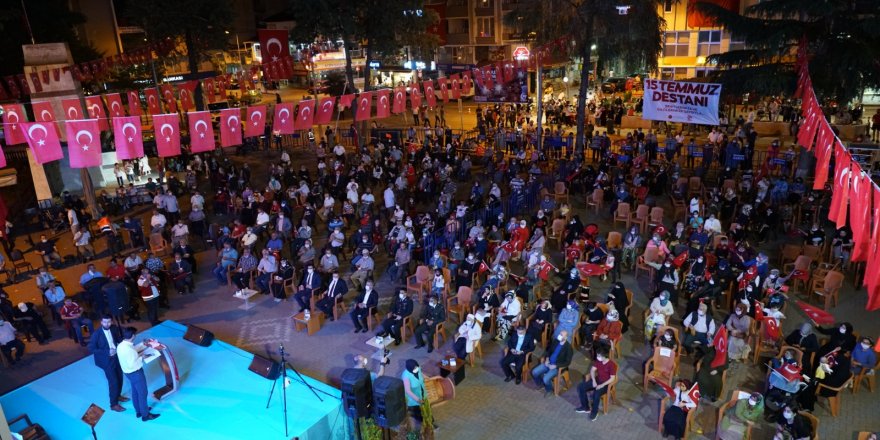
[557,335,565,342]
[698,311,705,316]
[840,327,847,334]
[412,367,419,374]
[862,343,871,350]
[399,293,405,300]
[429,301,436,307]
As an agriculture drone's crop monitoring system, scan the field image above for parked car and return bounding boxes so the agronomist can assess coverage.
[601,77,628,94]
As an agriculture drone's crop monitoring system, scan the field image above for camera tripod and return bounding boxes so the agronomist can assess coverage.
[266,344,324,437]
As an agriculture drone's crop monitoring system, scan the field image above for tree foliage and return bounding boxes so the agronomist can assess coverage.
[0,0,101,78]
[696,0,880,102]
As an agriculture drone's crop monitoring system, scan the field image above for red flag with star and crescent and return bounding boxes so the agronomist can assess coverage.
[127,90,143,117]
[160,84,177,113]
[104,93,125,118]
[245,105,266,138]
[61,98,84,121]
[438,77,449,103]
[258,29,289,63]
[2,104,28,145]
[812,122,834,190]
[461,71,472,94]
[686,383,701,407]
[153,113,181,157]
[203,77,216,103]
[423,80,437,108]
[410,84,422,110]
[219,108,242,147]
[187,111,215,153]
[31,101,55,123]
[144,88,162,115]
[273,102,295,134]
[828,144,851,229]
[84,95,109,131]
[338,94,356,110]
[850,166,871,262]
[178,81,197,112]
[795,300,835,325]
[710,326,728,368]
[65,119,102,168]
[355,92,372,122]
[392,87,406,114]
[762,317,781,341]
[112,116,144,160]
[315,97,336,125]
[20,122,62,164]
[294,99,315,130]
[449,74,461,99]
[865,187,880,310]
[375,89,391,119]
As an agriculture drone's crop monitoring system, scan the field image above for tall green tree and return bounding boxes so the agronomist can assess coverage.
[507,0,665,150]
[695,0,880,103]
[0,0,101,78]
[123,0,233,109]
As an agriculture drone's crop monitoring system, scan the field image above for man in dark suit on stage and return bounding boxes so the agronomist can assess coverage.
[377,288,414,345]
[88,314,129,412]
[500,325,536,384]
[316,271,348,320]
[294,264,322,312]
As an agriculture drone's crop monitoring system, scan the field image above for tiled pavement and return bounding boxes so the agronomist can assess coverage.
[4,145,880,439]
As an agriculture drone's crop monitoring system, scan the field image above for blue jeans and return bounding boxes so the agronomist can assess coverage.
[68,317,93,343]
[213,265,229,284]
[531,363,559,392]
[578,379,608,417]
[125,368,149,419]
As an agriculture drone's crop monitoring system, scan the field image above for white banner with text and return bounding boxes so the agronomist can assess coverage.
[642,79,721,125]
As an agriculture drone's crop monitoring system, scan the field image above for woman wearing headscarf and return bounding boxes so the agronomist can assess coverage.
[453,314,482,360]
[695,345,727,402]
[494,291,522,341]
[682,254,707,300]
[661,379,697,440]
[785,323,820,373]
[606,282,630,334]
[718,392,764,440]
[817,322,857,357]
[725,303,753,362]
[621,225,642,271]
[401,359,431,425]
[554,300,579,344]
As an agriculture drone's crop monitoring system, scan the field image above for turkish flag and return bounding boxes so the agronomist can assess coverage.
[84,95,109,131]
[686,383,701,406]
[160,84,177,113]
[461,71,472,94]
[0,141,6,168]
[762,317,781,341]
[449,73,461,99]
[144,88,162,115]
[753,300,764,321]
[812,122,834,190]
[245,105,267,138]
[61,98,84,121]
[828,145,851,229]
[795,300,835,325]
[31,101,55,122]
[65,119,102,168]
[217,77,227,100]
[153,113,181,157]
[178,81,197,111]
[258,29,289,63]
[503,61,515,82]
[1,104,28,145]
[438,78,449,103]
[294,99,315,130]
[219,108,243,147]
[410,84,422,110]
[864,188,880,302]
[203,77,216,103]
[273,102,295,134]
[339,94,356,110]
[797,102,820,149]
[850,167,871,262]
[20,122,63,164]
[127,90,143,117]
[355,92,372,122]
[423,80,437,108]
[112,116,144,160]
[481,65,495,90]
[710,326,728,368]
[392,87,406,114]
[315,97,336,125]
[187,111,215,152]
[375,89,390,119]
[104,93,125,118]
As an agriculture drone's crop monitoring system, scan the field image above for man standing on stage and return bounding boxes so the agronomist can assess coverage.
[117,327,160,421]
[88,315,129,412]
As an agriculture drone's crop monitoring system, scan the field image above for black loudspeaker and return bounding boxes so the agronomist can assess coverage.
[340,368,373,418]
[183,325,214,347]
[372,376,406,428]
[248,355,282,380]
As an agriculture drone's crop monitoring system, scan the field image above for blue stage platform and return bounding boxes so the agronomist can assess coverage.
[1,321,347,440]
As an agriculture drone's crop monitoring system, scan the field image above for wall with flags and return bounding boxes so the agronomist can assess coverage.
[793,44,880,312]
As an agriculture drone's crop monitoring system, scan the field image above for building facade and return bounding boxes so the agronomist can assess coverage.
[430,0,529,67]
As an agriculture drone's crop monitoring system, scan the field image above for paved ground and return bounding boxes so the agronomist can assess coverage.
[3,114,880,439]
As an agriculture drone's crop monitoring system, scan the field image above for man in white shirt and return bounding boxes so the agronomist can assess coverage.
[383,184,395,214]
[170,220,189,245]
[190,191,204,210]
[254,209,271,234]
[117,327,159,421]
[0,317,24,365]
[240,227,259,248]
[150,210,167,233]
[88,315,129,412]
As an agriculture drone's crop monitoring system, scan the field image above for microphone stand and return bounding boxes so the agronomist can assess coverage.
[266,344,324,437]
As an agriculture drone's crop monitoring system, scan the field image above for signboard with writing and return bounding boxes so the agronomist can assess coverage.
[642,79,722,125]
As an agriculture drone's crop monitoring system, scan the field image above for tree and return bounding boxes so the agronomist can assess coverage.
[506,0,665,150]
[0,0,101,78]
[695,0,880,103]
[123,0,233,109]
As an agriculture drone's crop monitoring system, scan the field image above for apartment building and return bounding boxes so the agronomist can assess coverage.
[429,0,530,67]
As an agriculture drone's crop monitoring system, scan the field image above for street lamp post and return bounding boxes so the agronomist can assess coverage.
[563,76,569,101]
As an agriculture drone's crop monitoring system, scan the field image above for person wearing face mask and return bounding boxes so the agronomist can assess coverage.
[575,345,617,421]
[501,326,536,384]
[555,300,579,344]
[725,303,753,362]
[453,314,482,360]
[376,289,413,345]
[12,302,50,344]
[621,226,643,271]
[816,322,857,357]
[655,328,679,351]
[169,252,194,295]
[776,405,812,440]
[495,292,522,341]
[456,253,479,289]
[851,336,878,377]
[88,315,129,412]
[661,379,698,439]
[34,234,63,269]
[647,256,681,304]
[784,323,819,372]
[695,341,727,402]
[531,330,573,396]
[350,281,379,333]
[350,249,374,291]
[270,259,294,303]
[682,303,717,355]
[293,264,322,313]
[315,271,348,320]
[402,359,433,426]
[799,349,851,412]
[578,302,605,350]
[593,309,623,359]
[718,392,764,440]
[605,282,630,334]
[0,315,25,366]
